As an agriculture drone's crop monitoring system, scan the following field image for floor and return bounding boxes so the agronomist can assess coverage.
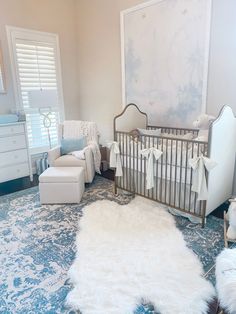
[0,170,223,314]
[100,169,229,220]
[0,170,230,220]
[0,174,39,196]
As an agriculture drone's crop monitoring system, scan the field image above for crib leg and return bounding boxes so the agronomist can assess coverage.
[201,216,205,228]
[201,201,207,228]
[114,182,118,195]
[224,211,229,248]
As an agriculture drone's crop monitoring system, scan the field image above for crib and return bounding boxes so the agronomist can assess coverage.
[113,103,236,227]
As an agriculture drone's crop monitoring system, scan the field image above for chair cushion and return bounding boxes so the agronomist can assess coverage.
[60,137,87,155]
[54,155,86,168]
[39,167,84,183]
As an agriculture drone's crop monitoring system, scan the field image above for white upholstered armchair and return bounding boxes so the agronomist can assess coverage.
[48,121,101,183]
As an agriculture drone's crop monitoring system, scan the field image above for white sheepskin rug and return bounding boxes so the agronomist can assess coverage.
[67,196,215,314]
[215,248,236,313]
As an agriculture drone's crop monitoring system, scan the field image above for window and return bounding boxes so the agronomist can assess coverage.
[7,26,64,154]
[0,44,6,93]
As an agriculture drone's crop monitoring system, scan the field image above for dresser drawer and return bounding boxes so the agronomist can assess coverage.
[0,149,28,167]
[0,135,26,152]
[0,124,24,137]
[0,163,29,183]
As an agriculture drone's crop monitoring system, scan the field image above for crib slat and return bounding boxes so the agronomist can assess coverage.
[165,138,168,203]
[194,143,201,214]
[126,133,128,191]
[169,139,173,206]
[183,140,188,211]
[179,140,183,208]
[140,135,143,195]
[148,135,151,199]
[189,141,194,212]
[122,133,125,189]
[136,134,138,194]
[144,136,146,194]
[156,136,159,201]
[174,140,178,207]
[132,137,134,192]
[160,138,164,202]
[129,135,131,191]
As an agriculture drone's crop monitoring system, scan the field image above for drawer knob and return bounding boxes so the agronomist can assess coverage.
[14,155,18,159]
[13,140,16,144]
[17,169,20,173]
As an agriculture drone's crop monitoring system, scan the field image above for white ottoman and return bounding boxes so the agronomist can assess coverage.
[39,167,84,204]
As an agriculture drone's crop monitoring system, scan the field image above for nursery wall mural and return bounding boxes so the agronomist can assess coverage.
[121,0,212,127]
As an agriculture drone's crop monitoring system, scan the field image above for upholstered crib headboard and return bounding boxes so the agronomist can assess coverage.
[206,105,236,215]
[114,103,148,135]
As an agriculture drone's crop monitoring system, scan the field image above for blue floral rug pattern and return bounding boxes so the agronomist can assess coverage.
[0,176,225,314]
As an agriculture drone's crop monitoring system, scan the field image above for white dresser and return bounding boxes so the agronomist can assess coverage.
[0,122,33,183]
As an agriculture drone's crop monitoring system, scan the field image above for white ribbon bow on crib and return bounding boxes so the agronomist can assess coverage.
[140,147,163,189]
[107,141,123,177]
[189,155,217,200]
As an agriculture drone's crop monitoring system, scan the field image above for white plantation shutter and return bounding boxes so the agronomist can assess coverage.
[0,66,4,91]
[7,27,64,154]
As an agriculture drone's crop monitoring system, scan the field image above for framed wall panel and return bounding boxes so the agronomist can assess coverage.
[121,0,212,126]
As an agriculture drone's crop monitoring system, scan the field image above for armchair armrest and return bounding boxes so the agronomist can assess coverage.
[48,146,61,166]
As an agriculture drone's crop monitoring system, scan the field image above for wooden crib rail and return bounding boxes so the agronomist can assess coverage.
[147,125,199,136]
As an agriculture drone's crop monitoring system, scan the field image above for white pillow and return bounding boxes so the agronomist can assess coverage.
[137,128,162,136]
[181,133,194,140]
[160,133,177,139]
[160,132,193,140]
[194,130,208,142]
[194,135,208,142]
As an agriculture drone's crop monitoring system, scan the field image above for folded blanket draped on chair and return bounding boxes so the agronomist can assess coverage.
[63,120,101,173]
[63,120,99,142]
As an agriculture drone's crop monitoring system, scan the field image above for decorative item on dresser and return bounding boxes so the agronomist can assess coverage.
[0,122,33,183]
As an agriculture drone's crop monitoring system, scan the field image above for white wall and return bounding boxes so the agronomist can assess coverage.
[1,0,235,145]
[207,0,236,117]
[76,0,236,144]
[1,0,235,142]
[76,0,145,144]
[0,0,79,119]
[0,0,235,192]
[206,0,236,194]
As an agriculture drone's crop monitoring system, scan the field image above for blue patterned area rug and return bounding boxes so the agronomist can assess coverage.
[0,175,225,314]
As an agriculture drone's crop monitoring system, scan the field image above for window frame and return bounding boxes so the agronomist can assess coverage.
[6,25,65,154]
